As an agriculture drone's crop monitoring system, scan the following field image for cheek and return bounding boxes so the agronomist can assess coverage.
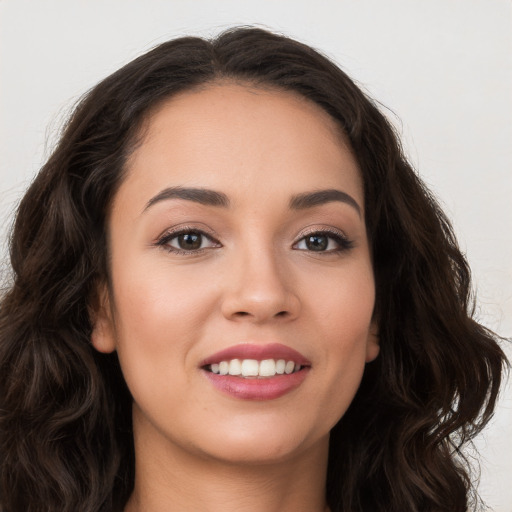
[307,258,375,341]
[109,260,220,390]
[303,262,375,418]
[113,257,218,333]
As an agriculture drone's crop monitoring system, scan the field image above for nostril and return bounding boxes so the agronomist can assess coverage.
[275,311,288,317]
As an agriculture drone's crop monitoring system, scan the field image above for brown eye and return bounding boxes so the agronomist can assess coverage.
[294,230,353,253]
[176,232,202,250]
[158,229,220,253]
[305,234,328,251]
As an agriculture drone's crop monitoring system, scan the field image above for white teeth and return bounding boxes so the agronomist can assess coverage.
[241,359,259,377]
[208,358,302,378]
[259,359,276,377]
[228,359,242,375]
[284,361,295,374]
[219,361,229,375]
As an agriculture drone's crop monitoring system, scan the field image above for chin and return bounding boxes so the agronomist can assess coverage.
[194,421,327,466]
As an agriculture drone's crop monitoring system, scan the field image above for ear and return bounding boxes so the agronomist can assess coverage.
[365,320,380,363]
[89,283,117,354]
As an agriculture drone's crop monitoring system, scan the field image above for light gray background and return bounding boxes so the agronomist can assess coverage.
[1,1,511,510]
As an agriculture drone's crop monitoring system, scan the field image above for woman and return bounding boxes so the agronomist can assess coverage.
[0,27,507,512]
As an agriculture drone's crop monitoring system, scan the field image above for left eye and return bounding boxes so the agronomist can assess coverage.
[294,232,350,252]
[161,231,218,252]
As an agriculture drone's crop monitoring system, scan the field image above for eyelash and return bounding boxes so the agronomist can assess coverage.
[294,228,354,253]
[155,227,354,255]
[155,227,220,255]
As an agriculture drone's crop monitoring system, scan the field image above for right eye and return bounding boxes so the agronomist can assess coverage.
[157,229,220,254]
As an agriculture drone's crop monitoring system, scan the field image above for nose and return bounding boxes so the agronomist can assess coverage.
[220,247,301,324]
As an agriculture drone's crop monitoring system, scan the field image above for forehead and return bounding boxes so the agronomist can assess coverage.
[120,82,363,210]
[140,81,347,147]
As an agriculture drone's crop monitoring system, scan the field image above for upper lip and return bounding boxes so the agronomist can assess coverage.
[200,343,311,367]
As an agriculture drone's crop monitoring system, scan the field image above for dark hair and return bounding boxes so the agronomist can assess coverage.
[0,27,507,512]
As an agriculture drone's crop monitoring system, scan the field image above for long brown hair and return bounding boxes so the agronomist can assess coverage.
[0,27,507,512]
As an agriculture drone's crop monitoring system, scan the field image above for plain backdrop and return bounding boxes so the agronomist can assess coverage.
[1,1,511,510]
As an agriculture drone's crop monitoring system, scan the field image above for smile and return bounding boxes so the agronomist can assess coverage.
[201,343,311,400]
[207,358,303,378]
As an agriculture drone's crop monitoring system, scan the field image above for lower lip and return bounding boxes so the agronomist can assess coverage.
[203,368,310,400]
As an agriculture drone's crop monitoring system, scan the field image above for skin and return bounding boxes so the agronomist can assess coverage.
[92,83,379,512]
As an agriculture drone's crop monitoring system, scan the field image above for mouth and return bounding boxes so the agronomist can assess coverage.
[204,358,305,378]
[200,343,311,400]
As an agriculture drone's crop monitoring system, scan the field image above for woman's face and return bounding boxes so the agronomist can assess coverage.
[92,83,379,465]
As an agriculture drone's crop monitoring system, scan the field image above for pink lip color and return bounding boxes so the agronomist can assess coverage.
[200,343,311,401]
[203,369,310,400]
[200,343,311,367]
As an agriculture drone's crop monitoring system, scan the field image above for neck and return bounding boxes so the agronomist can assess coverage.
[124,417,330,512]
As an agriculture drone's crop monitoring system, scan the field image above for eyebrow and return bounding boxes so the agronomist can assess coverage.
[289,189,361,216]
[143,186,230,212]
[143,186,361,217]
